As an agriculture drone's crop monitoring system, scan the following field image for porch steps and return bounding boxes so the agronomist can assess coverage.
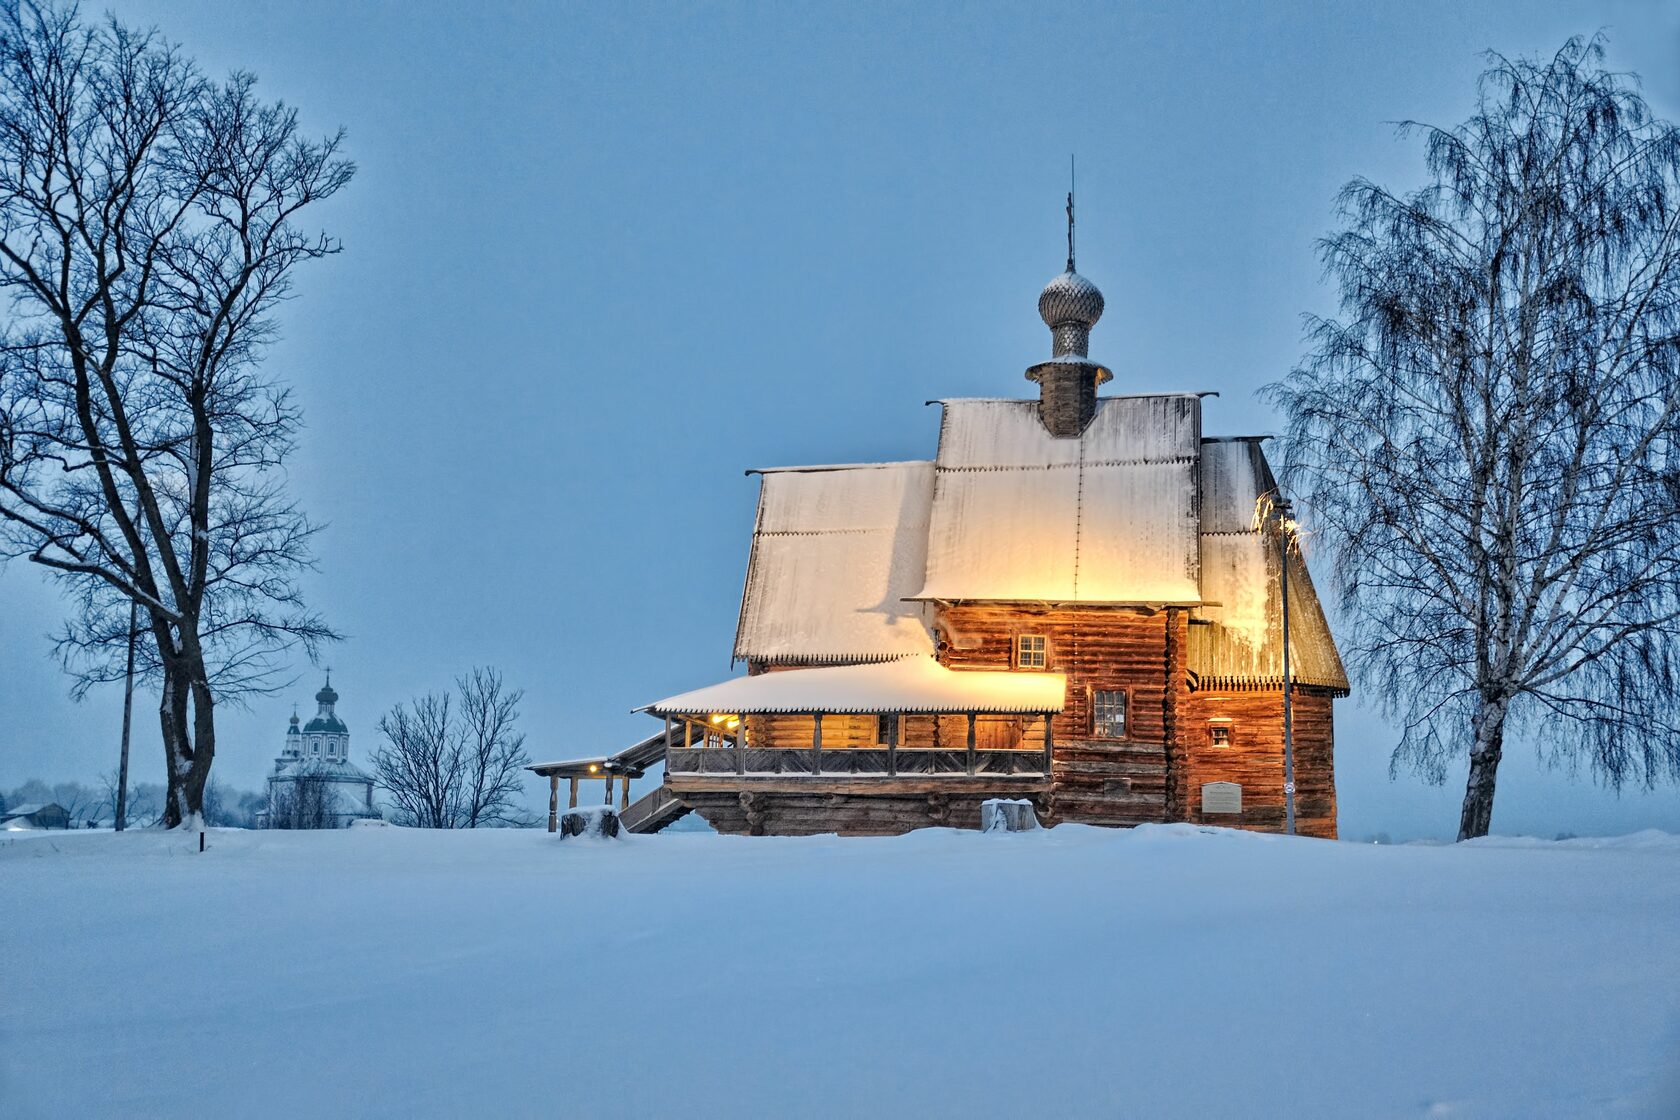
[620,785,691,834]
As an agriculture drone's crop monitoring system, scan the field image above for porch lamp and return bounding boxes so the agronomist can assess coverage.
[1271,495,1300,836]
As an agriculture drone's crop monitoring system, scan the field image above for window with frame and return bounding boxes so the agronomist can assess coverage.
[1092,689,1127,739]
[1016,634,1048,669]
[875,713,899,745]
[1210,724,1232,747]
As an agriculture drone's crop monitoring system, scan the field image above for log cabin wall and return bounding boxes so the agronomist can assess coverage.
[1182,688,1338,838]
[935,603,1188,826]
[726,614,1339,838]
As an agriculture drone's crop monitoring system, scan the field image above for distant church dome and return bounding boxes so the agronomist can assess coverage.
[303,673,347,735]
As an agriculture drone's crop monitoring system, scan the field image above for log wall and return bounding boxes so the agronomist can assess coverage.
[936,604,1186,826]
[684,790,1051,836]
[702,607,1342,838]
[1182,688,1338,838]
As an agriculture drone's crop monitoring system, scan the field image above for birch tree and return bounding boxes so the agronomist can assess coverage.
[1269,37,1680,839]
[0,3,351,825]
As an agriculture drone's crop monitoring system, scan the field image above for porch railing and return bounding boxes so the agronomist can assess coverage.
[665,745,1048,778]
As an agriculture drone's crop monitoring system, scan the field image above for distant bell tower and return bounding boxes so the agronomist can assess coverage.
[281,710,302,763]
[1026,171,1112,437]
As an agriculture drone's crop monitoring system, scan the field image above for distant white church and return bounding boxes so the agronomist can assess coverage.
[262,676,378,828]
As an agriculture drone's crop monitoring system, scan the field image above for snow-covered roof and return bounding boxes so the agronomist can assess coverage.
[914,396,1202,602]
[646,655,1067,715]
[273,758,376,785]
[1189,439,1348,693]
[733,461,936,663]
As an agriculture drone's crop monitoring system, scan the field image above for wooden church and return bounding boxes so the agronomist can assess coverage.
[636,214,1348,838]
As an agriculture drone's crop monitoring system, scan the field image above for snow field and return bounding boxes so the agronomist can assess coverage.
[2,823,1677,1119]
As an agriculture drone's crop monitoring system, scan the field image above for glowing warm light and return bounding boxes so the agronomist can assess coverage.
[588,764,598,773]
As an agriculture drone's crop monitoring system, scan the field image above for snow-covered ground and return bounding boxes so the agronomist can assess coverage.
[3,824,1677,1119]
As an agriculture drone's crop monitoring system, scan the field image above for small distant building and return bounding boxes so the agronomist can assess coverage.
[1,803,71,830]
[261,676,378,828]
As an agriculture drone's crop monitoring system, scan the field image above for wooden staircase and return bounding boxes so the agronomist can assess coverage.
[620,784,691,834]
[1048,740,1169,826]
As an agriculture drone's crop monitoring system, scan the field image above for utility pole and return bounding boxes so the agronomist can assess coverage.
[1276,496,1297,837]
[116,596,137,830]
[116,491,145,832]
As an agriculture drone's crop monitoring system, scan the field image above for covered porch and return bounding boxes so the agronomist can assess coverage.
[647,656,1066,793]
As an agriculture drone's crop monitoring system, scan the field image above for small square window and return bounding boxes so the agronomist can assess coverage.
[1210,725,1232,747]
[1092,690,1127,739]
[1016,634,1048,669]
[876,713,899,745]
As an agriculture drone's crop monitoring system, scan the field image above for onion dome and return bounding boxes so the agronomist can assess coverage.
[288,711,300,735]
[316,676,338,706]
[1038,269,1104,358]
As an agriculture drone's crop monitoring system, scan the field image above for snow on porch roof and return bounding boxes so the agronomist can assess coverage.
[643,656,1067,715]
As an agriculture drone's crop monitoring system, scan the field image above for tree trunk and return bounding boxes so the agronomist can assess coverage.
[1457,694,1509,840]
[157,648,217,829]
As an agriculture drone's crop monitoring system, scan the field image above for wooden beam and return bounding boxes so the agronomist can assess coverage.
[568,776,579,809]
[1043,712,1055,774]
[812,712,824,775]
[669,774,1050,797]
[547,774,559,833]
[887,714,899,776]
[966,712,977,776]
[621,775,631,811]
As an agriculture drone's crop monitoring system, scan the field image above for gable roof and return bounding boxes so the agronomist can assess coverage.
[733,462,936,664]
[914,396,1202,603]
[1190,438,1348,693]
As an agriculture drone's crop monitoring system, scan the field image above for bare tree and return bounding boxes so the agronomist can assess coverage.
[266,772,333,829]
[1268,37,1680,839]
[457,667,531,827]
[49,779,96,824]
[372,691,459,828]
[0,3,352,826]
[371,668,533,828]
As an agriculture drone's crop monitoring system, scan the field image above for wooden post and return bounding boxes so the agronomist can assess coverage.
[1043,712,1055,775]
[966,713,977,775]
[887,713,899,776]
[605,773,614,806]
[621,775,631,811]
[686,718,695,749]
[568,776,579,809]
[664,715,674,755]
[547,774,559,833]
[812,712,824,774]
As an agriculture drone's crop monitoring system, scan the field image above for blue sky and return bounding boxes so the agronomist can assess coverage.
[3,0,1678,839]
